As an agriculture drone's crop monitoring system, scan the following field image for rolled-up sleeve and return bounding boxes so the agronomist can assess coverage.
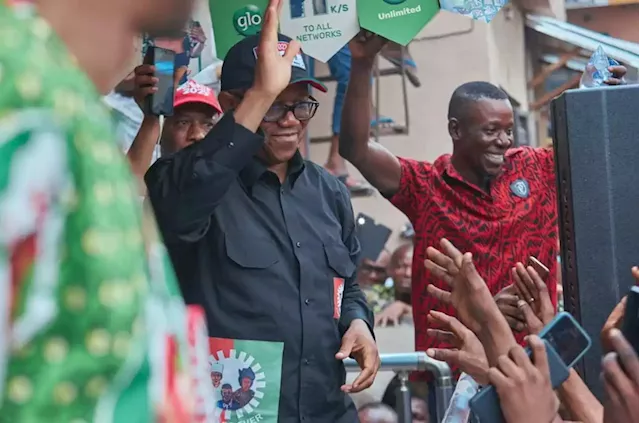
[145,113,264,243]
[335,183,374,336]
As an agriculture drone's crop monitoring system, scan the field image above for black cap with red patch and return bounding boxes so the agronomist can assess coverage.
[221,33,327,93]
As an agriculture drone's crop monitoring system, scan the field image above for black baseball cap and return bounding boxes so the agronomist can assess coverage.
[221,33,327,93]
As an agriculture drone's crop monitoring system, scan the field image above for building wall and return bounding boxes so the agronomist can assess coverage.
[307,8,529,252]
[567,4,639,42]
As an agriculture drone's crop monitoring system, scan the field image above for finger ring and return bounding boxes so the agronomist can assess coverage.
[528,298,535,303]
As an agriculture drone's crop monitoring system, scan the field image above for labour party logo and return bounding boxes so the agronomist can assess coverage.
[510,179,530,199]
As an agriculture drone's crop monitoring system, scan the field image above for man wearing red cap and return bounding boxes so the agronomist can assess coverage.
[127,77,223,181]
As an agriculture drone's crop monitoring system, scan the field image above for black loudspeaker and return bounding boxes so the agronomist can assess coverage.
[552,84,639,399]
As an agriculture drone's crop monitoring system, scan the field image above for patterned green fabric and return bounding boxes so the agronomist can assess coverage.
[0,4,197,422]
[362,284,395,314]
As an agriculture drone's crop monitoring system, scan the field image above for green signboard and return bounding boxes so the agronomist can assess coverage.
[357,0,440,46]
[209,0,269,59]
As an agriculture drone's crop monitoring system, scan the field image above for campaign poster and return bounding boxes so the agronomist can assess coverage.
[208,338,284,423]
[279,0,360,62]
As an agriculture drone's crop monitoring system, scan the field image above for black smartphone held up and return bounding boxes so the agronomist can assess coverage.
[143,46,176,116]
[354,213,392,263]
[621,286,639,354]
[469,340,570,423]
[538,311,592,368]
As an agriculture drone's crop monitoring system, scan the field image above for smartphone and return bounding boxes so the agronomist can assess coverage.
[355,213,392,264]
[143,46,176,116]
[538,311,592,368]
[528,256,550,279]
[621,286,639,354]
[469,340,570,423]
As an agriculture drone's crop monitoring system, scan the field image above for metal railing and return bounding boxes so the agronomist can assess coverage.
[343,352,454,423]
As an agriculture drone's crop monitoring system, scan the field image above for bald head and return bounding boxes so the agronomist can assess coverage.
[358,403,398,423]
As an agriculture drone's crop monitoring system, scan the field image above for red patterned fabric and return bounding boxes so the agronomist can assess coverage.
[389,147,559,378]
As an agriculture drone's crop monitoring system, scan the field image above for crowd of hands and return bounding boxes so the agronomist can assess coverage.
[422,239,638,423]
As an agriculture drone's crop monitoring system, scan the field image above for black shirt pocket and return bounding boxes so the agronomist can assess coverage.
[323,242,356,278]
[225,235,279,269]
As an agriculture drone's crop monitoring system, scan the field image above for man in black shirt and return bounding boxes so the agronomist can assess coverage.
[145,2,379,421]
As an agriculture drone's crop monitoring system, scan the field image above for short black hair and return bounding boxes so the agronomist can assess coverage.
[447,81,509,120]
[222,383,233,390]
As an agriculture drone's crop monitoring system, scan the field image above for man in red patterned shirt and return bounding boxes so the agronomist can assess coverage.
[338,31,627,418]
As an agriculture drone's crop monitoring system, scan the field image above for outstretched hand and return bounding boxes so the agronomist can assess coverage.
[426,310,490,384]
[252,0,302,98]
[424,239,499,334]
[336,320,380,393]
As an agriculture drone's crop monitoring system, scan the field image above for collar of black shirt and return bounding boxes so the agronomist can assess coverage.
[239,149,306,192]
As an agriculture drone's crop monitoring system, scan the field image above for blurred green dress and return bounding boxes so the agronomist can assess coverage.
[0,2,210,422]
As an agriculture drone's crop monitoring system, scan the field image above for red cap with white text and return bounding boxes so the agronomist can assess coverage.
[174,80,222,114]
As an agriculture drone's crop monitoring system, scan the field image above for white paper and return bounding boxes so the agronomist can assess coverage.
[279,0,360,62]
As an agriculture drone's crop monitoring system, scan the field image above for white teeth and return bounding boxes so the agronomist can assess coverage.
[486,154,504,163]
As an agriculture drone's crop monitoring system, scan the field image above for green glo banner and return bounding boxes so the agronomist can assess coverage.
[357,0,439,46]
[209,0,269,59]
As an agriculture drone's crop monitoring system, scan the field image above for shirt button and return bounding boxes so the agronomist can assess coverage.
[228,142,234,148]
[296,242,301,248]
[280,188,284,194]
[303,358,310,365]
[304,298,310,305]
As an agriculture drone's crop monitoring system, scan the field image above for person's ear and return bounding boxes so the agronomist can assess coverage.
[218,91,240,113]
[448,117,462,142]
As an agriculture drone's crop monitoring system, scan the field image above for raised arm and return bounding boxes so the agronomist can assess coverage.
[145,0,301,243]
[338,32,402,198]
[145,111,266,243]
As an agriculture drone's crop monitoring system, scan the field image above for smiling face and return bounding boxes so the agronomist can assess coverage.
[450,97,514,179]
[257,84,313,166]
[218,83,316,167]
[221,387,233,402]
[241,377,252,391]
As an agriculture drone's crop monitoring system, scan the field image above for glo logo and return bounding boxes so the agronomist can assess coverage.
[233,5,264,37]
[383,0,406,4]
